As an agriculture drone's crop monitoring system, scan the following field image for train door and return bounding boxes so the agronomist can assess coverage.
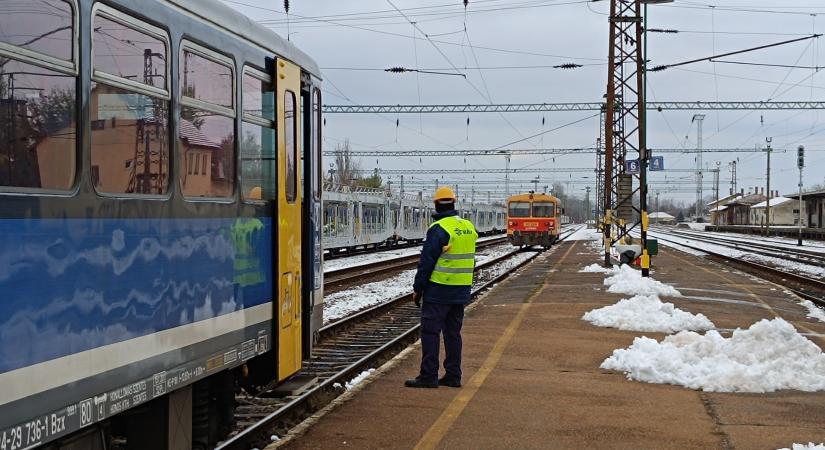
[301,81,323,357]
[277,59,302,381]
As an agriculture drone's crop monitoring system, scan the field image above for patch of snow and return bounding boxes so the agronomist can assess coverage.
[801,300,825,323]
[566,226,601,241]
[778,444,825,450]
[345,368,376,390]
[601,318,825,392]
[323,270,415,323]
[579,263,614,273]
[583,295,715,333]
[604,265,681,297]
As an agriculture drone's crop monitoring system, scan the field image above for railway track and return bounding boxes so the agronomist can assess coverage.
[654,227,825,268]
[649,230,825,308]
[218,226,583,450]
[324,232,506,260]
[324,236,509,289]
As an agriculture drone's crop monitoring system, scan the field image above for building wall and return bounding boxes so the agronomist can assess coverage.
[751,202,806,226]
[806,197,825,228]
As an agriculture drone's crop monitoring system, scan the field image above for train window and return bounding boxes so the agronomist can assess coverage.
[0,0,73,61]
[240,123,275,201]
[0,62,76,190]
[242,70,274,120]
[241,67,275,202]
[0,0,77,192]
[313,88,322,201]
[181,49,232,109]
[179,42,235,199]
[509,201,531,218]
[285,90,297,203]
[91,9,170,195]
[533,202,555,218]
[92,14,167,91]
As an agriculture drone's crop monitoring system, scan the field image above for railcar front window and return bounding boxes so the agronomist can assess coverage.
[91,10,170,195]
[533,202,555,218]
[179,44,235,198]
[509,201,531,218]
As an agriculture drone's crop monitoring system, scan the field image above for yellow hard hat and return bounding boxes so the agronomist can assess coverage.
[433,186,457,202]
[248,186,262,200]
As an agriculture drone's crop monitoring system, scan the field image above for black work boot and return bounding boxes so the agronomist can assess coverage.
[438,377,461,388]
[405,378,438,388]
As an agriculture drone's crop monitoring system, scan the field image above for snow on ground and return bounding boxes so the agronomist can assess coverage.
[778,444,825,450]
[583,295,715,333]
[580,263,613,273]
[323,270,415,323]
[648,231,825,278]
[333,368,376,391]
[801,300,825,323]
[566,226,601,241]
[601,318,825,392]
[477,251,537,280]
[604,265,681,297]
[661,228,825,254]
[677,222,708,231]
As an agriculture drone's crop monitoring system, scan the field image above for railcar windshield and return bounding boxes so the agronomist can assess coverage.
[508,201,531,218]
[532,202,555,218]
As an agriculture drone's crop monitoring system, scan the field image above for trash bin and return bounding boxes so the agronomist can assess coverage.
[646,238,658,256]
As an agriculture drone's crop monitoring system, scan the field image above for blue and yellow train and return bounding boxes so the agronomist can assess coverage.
[0,0,323,447]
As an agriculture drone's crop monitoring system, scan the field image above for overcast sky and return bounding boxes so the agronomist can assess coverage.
[223,0,825,204]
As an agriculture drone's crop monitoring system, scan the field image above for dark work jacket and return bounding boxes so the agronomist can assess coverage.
[413,210,473,304]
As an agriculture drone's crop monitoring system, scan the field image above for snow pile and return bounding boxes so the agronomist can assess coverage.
[583,295,715,333]
[604,265,680,297]
[344,368,376,390]
[601,318,825,392]
[801,300,825,323]
[778,444,825,450]
[579,263,614,274]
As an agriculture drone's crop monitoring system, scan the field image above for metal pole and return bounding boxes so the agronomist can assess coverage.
[505,155,510,197]
[640,0,649,277]
[766,137,772,237]
[692,114,705,220]
[798,144,805,246]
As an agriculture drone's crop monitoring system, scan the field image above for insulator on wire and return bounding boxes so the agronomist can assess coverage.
[284,0,289,13]
[553,63,582,69]
[385,67,408,73]
[542,116,545,126]
[464,0,468,7]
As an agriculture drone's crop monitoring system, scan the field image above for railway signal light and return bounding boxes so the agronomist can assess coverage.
[798,145,805,169]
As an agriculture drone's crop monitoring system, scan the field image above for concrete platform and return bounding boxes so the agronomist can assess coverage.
[277,239,825,450]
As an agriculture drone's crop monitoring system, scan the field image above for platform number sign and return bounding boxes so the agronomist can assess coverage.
[798,145,805,169]
[650,156,665,171]
[625,159,640,174]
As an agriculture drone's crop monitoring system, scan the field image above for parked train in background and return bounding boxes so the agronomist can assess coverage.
[506,192,565,248]
[0,0,324,448]
[323,183,506,255]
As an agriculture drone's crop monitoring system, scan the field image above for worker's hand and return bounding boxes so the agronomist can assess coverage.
[412,291,422,307]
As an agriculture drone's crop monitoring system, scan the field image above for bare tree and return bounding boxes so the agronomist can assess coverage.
[333,139,360,186]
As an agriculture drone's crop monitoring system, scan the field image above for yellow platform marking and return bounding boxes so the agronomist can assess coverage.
[415,242,578,450]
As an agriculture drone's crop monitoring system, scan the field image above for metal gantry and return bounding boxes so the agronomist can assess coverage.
[323,101,825,114]
[324,147,791,157]
[604,0,648,274]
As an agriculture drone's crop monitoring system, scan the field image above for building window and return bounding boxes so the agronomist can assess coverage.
[91,8,170,195]
[0,0,76,191]
[179,43,235,198]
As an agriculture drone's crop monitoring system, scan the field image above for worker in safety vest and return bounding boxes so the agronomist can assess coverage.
[406,186,478,389]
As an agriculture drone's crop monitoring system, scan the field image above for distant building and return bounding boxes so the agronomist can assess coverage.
[649,212,676,225]
[801,189,825,228]
[707,193,742,225]
[751,196,805,226]
[725,188,767,225]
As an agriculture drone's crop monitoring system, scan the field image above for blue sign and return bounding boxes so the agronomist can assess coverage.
[625,159,640,174]
[650,156,665,171]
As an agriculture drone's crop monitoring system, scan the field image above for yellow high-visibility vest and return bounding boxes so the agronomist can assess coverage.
[429,215,478,286]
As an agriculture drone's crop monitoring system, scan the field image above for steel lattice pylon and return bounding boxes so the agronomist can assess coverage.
[603,0,649,275]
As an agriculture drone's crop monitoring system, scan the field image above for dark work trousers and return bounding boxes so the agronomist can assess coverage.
[419,302,465,382]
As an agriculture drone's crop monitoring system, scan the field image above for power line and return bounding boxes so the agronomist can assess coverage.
[326,147,789,156]
[323,101,825,113]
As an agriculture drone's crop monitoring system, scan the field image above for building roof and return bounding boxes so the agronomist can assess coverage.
[751,197,794,209]
[707,193,742,208]
[649,212,675,219]
[179,120,221,149]
[727,193,766,206]
[710,205,728,212]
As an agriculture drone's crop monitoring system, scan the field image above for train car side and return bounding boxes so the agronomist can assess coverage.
[0,0,323,448]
